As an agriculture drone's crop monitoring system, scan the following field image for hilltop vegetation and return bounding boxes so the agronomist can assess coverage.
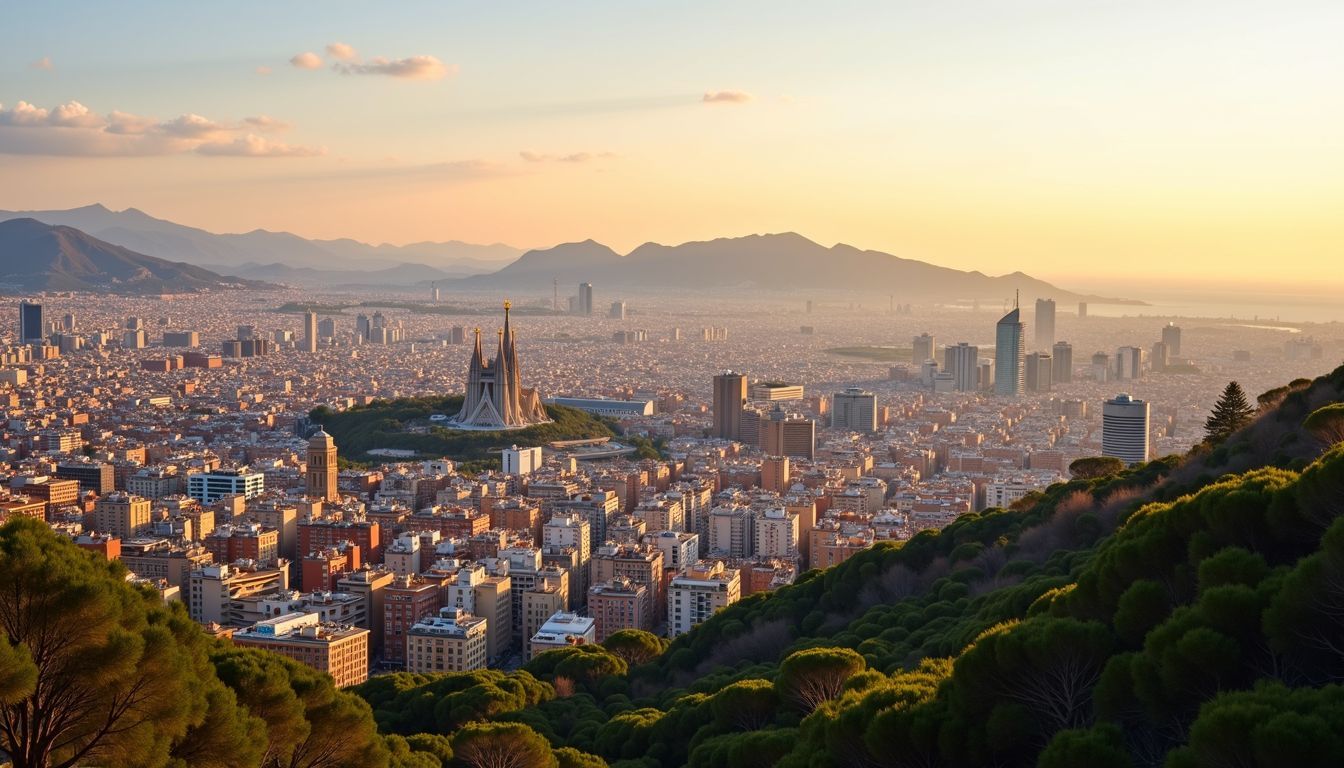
[344,363,1344,768]
[310,396,616,464]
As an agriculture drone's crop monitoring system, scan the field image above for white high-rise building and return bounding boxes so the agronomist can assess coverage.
[1115,346,1145,380]
[1035,298,1056,349]
[944,343,979,392]
[1102,394,1150,465]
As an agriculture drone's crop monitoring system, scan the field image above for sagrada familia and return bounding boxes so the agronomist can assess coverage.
[451,301,551,429]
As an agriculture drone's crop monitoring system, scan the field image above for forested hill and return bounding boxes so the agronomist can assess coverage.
[355,363,1344,768]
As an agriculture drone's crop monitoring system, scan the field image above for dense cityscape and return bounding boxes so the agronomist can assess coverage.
[3,285,1339,685]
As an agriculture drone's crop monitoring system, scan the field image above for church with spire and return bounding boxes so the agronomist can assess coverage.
[450,301,551,430]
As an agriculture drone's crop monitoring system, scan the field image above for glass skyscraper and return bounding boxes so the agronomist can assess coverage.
[995,308,1025,396]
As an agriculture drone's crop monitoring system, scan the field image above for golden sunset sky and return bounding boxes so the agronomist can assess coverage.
[3,1,1341,289]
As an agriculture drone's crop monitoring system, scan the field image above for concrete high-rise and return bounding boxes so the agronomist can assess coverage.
[943,342,979,392]
[1102,394,1150,465]
[994,308,1025,396]
[712,372,748,440]
[306,429,339,502]
[1052,341,1073,384]
[1035,298,1056,349]
[761,406,815,459]
[1162,323,1182,359]
[1116,346,1144,380]
[578,283,594,316]
[1025,353,1053,392]
[19,301,42,342]
[831,388,878,432]
[303,311,318,353]
[913,333,935,365]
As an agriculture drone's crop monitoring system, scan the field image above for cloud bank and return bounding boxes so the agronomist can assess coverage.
[290,44,455,80]
[0,100,323,158]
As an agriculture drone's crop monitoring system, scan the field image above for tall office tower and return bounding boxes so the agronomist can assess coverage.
[578,283,594,316]
[978,361,995,391]
[305,429,339,502]
[19,301,42,342]
[1162,323,1182,359]
[236,325,255,341]
[944,342,979,392]
[1115,346,1145,380]
[1025,353,1053,392]
[1044,340,1070,383]
[712,372,748,440]
[62,313,75,331]
[318,318,336,338]
[761,406,816,459]
[303,311,318,353]
[1151,341,1170,372]
[994,307,1025,396]
[1102,394,1150,465]
[913,333,936,365]
[1091,351,1112,382]
[761,456,790,493]
[831,388,878,432]
[609,301,626,320]
[355,314,371,340]
[1078,302,1088,319]
[1035,298,1056,349]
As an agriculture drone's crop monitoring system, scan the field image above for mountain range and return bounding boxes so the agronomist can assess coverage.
[0,218,270,294]
[0,204,1134,302]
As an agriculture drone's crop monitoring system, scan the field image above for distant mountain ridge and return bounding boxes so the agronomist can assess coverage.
[0,205,1135,302]
[463,232,1137,303]
[0,218,271,294]
[0,204,523,279]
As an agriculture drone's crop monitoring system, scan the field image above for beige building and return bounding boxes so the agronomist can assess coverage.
[668,560,741,637]
[522,570,569,645]
[306,430,339,502]
[190,561,291,626]
[443,562,513,662]
[528,612,596,660]
[233,612,369,688]
[93,492,153,539]
[406,608,488,674]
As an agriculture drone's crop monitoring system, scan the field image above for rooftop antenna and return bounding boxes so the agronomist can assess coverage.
[553,278,558,311]
[1015,289,1020,310]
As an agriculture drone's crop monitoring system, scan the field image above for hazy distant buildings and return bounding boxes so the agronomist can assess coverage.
[944,342,979,392]
[1035,298,1056,349]
[609,301,626,320]
[303,310,318,353]
[1116,346,1145,380]
[1162,323,1182,358]
[994,308,1025,396]
[1025,353,1053,392]
[831,388,878,432]
[1091,351,1111,382]
[748,383,804,401]
[578,283,594,316]
[163,331,200,347]
[913,333,935,365]
[1102,394,1150,465]
[1078,302,1088,319]
[1052,341,1073,384]
[713,372,747,440]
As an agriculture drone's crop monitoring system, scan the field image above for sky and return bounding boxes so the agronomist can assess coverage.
[2,1,1342,291]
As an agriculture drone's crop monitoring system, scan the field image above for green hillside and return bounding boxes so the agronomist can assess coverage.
[310,396,616,464]
[349,363,1344,768]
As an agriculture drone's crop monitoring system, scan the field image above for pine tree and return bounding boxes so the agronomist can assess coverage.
[1205,381,1256,443]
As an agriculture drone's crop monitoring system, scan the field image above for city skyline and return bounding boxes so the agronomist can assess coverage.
[3,2,1342,290]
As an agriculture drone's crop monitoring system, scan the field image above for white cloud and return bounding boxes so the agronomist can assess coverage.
[0,100,321,158]
[326,42,358,61]
[30,56,53,71]
[333,54,455,80]
[197,134,325,157]
[519,150,615,163]
[702,90,752,104]
[242,115,290,132]
[290,51,324,70]
[256,65,273,76]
